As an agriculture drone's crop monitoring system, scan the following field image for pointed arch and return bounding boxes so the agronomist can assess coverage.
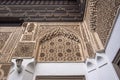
[39,27,81,44]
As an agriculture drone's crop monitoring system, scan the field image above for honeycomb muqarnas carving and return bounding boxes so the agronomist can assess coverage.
[13,42,35,57]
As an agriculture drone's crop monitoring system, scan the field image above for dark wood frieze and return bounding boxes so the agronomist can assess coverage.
[0,0,86,22]
[0,0,77,5]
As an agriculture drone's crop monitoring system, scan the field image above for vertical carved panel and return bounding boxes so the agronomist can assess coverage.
[0,27,23,63]
[0,32,11,50]
[86,42,94,58]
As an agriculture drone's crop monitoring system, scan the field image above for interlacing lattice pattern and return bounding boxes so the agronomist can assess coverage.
[35,23,87,62]
[38,36,82,62]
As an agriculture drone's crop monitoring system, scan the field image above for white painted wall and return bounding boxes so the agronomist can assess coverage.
[96,54,119,80]
[86,53,119,80]
[97,64,118,80]
[33,63,87,79]
[105,9,120,62]
[8,58,35,80]
[86,59,98,80]
[87,70,98,80]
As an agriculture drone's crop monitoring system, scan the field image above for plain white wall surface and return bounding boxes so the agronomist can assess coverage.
[105,10,120,62]
[34,63,86,75]
[97,64,119,80]
[8,58,35,80]
[33,63,87,79]
[87,70,98,80]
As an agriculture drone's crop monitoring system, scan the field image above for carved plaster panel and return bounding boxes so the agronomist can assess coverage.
[0,32,11,50]
[13,42,35,57]
[38,36,83,62]
[36,23,87,62]
[0,27,22,63]
[87,0,120,46]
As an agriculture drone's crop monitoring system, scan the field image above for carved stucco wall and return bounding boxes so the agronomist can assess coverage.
[0,0,119,63]
[85,0,120,46]
[35,23,88,62]
[37,27,83,62]
[0,27,22,80]
[38,36,82,62]
[96,0,120,46]
[0,27,22,63]
[13,42,35,57]
[0,32,11,50]
[9,22,100,62]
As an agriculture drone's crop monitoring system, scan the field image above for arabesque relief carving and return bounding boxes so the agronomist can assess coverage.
[38,36,82,62]
[37,25,85,62]
[39,27,80,44]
